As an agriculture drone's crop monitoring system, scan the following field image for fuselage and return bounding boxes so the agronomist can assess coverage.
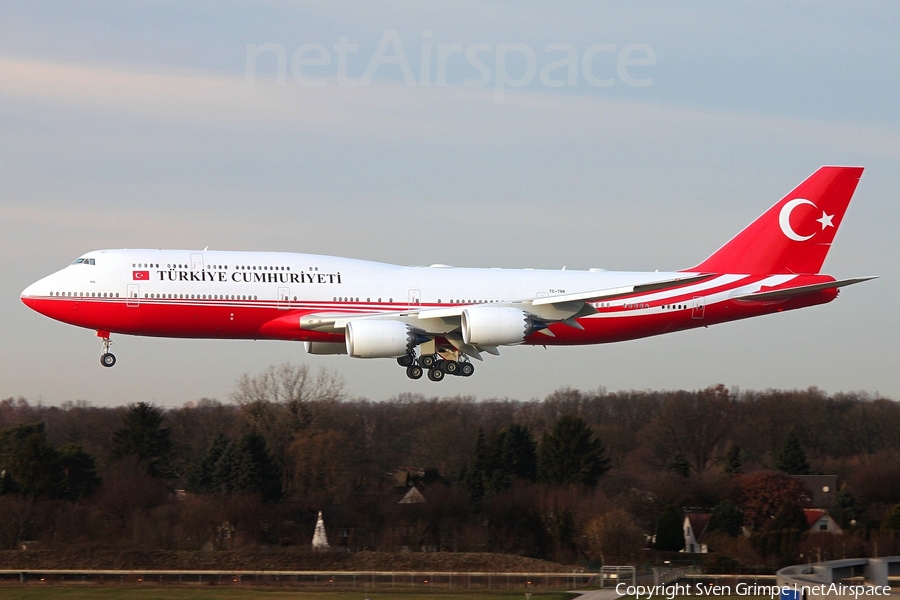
[20,248,838,346]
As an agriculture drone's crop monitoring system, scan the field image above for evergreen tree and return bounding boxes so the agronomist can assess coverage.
[776,430,810,475]
[769,501,808,532]
[111,402,173,477]
[235,431,282,502]
[190,432,281,501]
[666,453,691,478]
[500,423,537,482]
[462,429,488,505]
[655,504,685,551]
[708,499,743,537]
[189,433,233,494]
[537,415,610,487]
[835,489,861,528]
[57,444,101,501]
[8,431,63,498]
[724,444,743,475]
[882,503,900,532]
[0,423,47,494]
[0,423,99,500]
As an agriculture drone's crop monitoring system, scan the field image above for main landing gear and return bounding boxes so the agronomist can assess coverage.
[397,352,475,381]
[98,331,116,367]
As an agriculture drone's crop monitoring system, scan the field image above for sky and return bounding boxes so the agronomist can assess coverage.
[1,1,898,407]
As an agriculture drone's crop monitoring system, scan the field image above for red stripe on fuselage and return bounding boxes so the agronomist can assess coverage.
[22,275,838,346]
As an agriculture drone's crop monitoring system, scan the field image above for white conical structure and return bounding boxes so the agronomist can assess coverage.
[312,510,329,550]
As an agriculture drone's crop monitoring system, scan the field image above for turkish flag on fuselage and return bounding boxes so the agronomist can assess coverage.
[132,271,149,280]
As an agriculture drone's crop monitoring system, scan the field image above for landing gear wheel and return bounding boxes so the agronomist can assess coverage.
[406,365,423,380]
[100,353,117,368]
[427,367,445,382]
[419,354,437,368]
[459,362,475,377]
[397,354,415,367]
[442,360,459,375]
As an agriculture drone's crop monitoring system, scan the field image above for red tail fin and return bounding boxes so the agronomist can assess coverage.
[689,166,864,275]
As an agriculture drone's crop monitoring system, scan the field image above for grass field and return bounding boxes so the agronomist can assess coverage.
[0,587,575,600]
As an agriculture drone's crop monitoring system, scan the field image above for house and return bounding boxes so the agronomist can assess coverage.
[683,513,711,553]
[398,485,426,504]
[804,509,842,534]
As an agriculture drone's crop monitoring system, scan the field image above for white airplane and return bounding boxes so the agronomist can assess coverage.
[21,167,874,381]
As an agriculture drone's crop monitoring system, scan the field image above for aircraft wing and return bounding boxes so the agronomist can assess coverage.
[300,273,713,333]
[733,276,877,302]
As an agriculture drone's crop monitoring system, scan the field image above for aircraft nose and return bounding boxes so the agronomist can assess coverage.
[21,281,41,309]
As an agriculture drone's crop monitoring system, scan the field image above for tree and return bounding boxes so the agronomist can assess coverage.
[585,508,645,564]
[882,503,900,532]
[189,433,235,494]
[0,423,47,494]
[537,416,610,487]
[500,423,537,482]
[110,402,173,477]
[234,432,282,503]
[6,431,62,498]
[230,363,344,495]
[667,453,691,478]
[769,501,807,532]
[464,423,538,502]
[289,429,351,505]
[189,432,281,502]
[647,385,735,474]
[655,504,684,551]
[724,445,743,475]
[462,428,488,505]
[57,444,100,501]
[738,472,811,530]
[834,489,861,528]
[0,423,99,501]
[708,499,743,537]
[776,430,810,475]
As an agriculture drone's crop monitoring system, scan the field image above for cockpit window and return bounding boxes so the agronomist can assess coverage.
[72,258,96,265]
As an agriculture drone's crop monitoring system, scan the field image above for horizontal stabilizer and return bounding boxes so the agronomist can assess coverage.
[733,277,877,302]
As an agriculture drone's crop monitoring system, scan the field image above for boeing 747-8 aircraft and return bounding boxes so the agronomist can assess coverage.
[21,167,874,381]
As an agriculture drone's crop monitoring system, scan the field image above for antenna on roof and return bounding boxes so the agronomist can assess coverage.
[203,246,209,251]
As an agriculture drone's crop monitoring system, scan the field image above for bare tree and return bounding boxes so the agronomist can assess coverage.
[645,385,735,475]
[229,363,345,496]
[584,508,645,564]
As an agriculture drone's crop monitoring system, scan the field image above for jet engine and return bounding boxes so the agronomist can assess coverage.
[461,306,533,346]
[345,319,415,358]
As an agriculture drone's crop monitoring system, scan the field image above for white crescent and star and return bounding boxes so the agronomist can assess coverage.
[778,198,834,242]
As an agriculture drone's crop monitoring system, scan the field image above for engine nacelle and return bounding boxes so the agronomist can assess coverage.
[345,319,414,358]
[304,341,347,355]
[461,306,532,346]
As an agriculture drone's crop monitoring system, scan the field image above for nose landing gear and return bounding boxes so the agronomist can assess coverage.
[98,331,116,367]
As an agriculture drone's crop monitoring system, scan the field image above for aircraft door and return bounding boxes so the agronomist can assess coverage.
[277,287,290,309]
[408,289,421,309]
[692,296,705,319]
[127,284,140,307]
[191,253,204,270]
